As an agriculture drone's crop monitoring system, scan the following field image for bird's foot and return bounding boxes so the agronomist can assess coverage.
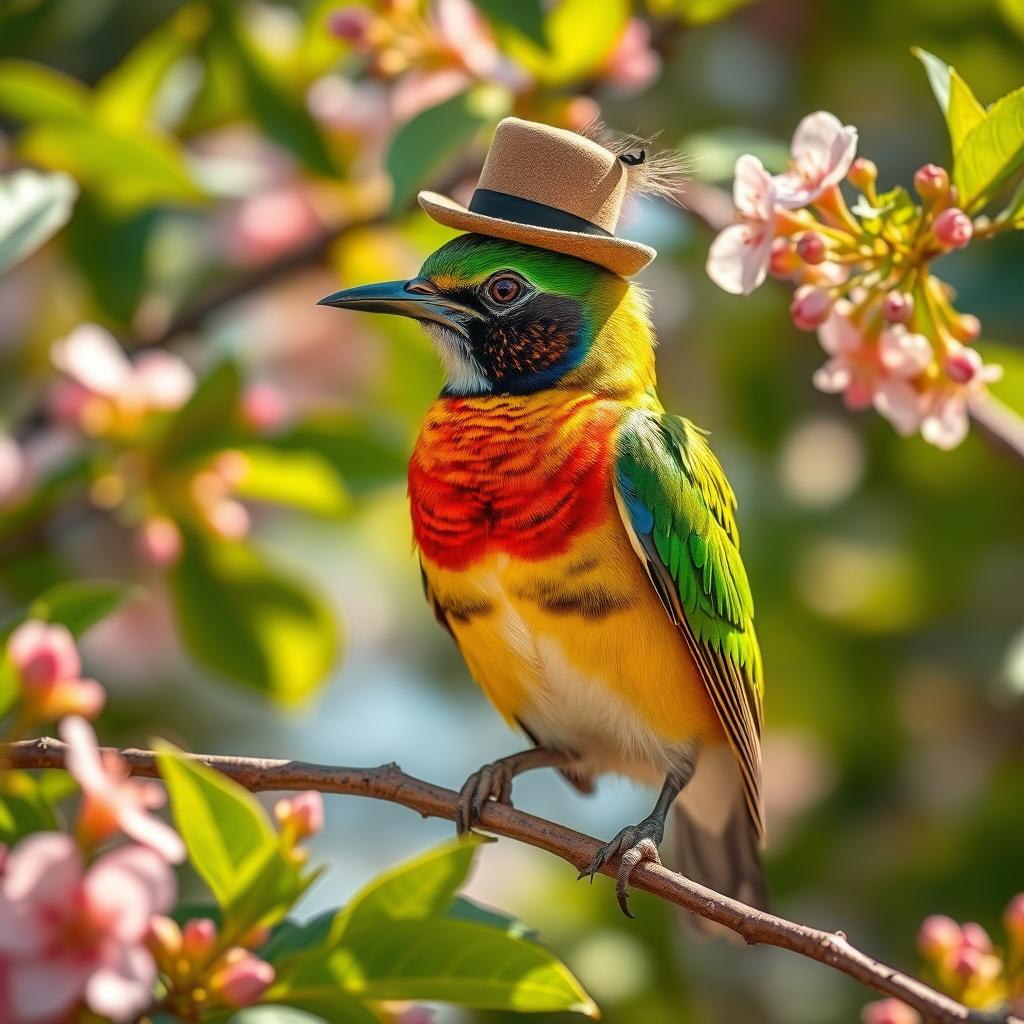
[578,815,665,918]
[455,760,514,835]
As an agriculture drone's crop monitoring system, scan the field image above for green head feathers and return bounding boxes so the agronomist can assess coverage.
[319,233,656,397]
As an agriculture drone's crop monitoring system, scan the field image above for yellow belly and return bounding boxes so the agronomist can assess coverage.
[422,513,724,781]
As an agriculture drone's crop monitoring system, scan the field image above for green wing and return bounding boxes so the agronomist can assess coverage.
[614,409,765,836]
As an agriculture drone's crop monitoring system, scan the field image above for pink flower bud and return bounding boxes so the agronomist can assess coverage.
[242,383,290,433]
[914,164,949,202]
[1005,894,1024,936]
[796,232,827,265]
[790,286,835,331]
[329,6,373,44]
[933,208,973,249]
[848,158,878,192]
[882,291,913,324]
[207,499,250,540]
[918,915,962,958]
[137,517,183,568]
[950,944,983,980]
[182,917,218,961]
[8,620,79,688]
[213,450,250,487]
[960,922,993,954]
[861,998,921,1024]
[275,790,325,840]
[146,915,183,961]
[213,949,275,1007]
[945,345,983,384]
[240,925,271,950]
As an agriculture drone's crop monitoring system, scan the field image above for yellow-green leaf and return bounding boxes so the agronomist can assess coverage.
[0,59,92,123]
[169,531,340,704]
[235,446,350,518]
[335,836,486,940]
[954,84,1024,211]
[501,0,628,85]
[28,579,135,635]
[156,742,276,906]
[947,68,986,154]
[339,919,598,1015]
[17,121,203,212]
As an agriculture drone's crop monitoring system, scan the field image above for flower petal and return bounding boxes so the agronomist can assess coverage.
[922,392,970,450]
[732,154,775,222]
[706,222,773,295]
[51,324,133,399]
[874,378,925,436]
[85,945,156,1024]
[86,845,178,934]
[7,955,91,1023]
[60,716,113,796]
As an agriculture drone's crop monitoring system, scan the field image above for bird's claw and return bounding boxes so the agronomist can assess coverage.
[455,761,514,834]
[577,819,664,918]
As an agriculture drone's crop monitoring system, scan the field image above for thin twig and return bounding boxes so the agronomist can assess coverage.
[4,737,1018,1024]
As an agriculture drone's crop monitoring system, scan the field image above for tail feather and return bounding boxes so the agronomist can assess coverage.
[669,746,767,939]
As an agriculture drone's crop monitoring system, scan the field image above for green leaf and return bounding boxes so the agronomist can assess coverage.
[275,416,408,495]
[948,68,986,153]
[338,920,598,1014]
[386,91,493,216]
[954,85,1024,210]
[223,843,319,937]
[0,59,92,123]
[235,446,350,518]
[335,836,485,940]
[156,742,276,906]
[209,0,335,177]
[0,655,17,719]
[169,531,340,703]
[159,361,242,466]
[253,992,381,1024]
[0,169,77,276]
[0,771,59,844]
[913,46,952,115]
[94,4,209,131]
[997,176,1024,226]
[18,120,203,212]
[263,910,337,963]
[501,0,628,84]
[28,579,135,636]
[446,895,537,939]
[474,0,546,46]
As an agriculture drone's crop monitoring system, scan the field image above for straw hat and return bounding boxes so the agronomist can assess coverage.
[418,117,657,277]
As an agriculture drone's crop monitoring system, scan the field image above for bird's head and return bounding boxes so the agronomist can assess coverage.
[319,234,656,397]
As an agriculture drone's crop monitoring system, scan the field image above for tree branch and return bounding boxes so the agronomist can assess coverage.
[4,738,1018,1024]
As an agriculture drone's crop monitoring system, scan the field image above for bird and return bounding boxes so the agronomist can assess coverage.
[319,117,766,920]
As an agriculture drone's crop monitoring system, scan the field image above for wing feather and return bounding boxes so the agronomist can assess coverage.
[614,410,765,837]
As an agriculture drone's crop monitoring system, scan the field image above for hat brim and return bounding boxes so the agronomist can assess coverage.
[418,191,655,278]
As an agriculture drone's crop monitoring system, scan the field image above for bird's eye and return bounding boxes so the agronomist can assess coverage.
[487,275,522,305]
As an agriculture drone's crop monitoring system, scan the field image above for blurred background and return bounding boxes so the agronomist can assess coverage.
[1,1,1022,1022]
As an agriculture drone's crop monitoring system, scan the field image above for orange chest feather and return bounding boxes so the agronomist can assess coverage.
[409,394,621,570]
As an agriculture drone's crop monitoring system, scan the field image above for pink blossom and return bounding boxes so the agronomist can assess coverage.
[228,187,322,266]
[274,790,325,839]
[933,208,973,249]
[432,0,527,89]
[959,922,993,953]
[7,620,105,721]
[1004,893,1024,938]
[0,833,173,1023]
[0,435,24,505]
[707,155,777,295]
[328,6,374,47]
[603,19,662,96]
[211,948,275,1007]
[181,917,217,961]
[136,517,183,568]
[921,342,1002,450]
[242,382,290,432]
[51,325,195,429]
[812,304,928,436]
[773,111,858,209]
[60,716,185,863]
[861,998,921,1024]
[848,157,877,191]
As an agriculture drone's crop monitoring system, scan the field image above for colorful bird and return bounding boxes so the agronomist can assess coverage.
[320,118,765,918]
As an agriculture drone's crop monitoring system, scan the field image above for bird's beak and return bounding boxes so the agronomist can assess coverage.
[317,278,479,338]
